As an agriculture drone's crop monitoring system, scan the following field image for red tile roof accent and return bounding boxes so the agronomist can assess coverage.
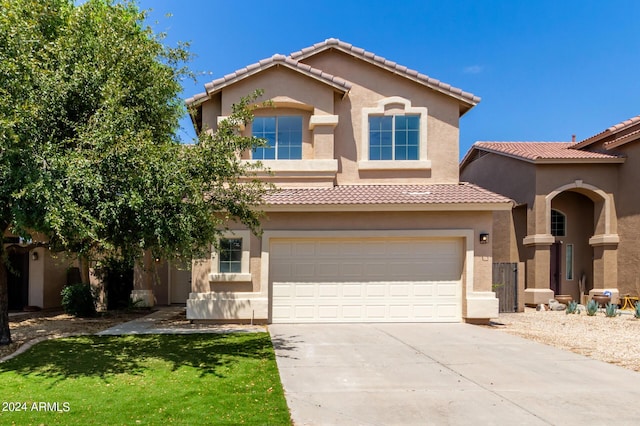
[573,115,640,149]
[289,38,480,107]
[470,142,623,161]
[264,184,512,206]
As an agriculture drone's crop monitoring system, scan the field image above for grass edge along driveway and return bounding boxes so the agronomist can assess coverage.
[0,333,291,425]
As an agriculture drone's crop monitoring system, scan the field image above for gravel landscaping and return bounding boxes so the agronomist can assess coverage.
[493,308,640,372]
[3,308,640,374]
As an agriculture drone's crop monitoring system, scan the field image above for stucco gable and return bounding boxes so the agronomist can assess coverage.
[289,38,480,114]
[185,54,351,107]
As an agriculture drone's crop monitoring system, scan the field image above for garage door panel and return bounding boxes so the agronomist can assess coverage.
[365,284,386,297]
[271,238,462,323]
[342,284,363,297]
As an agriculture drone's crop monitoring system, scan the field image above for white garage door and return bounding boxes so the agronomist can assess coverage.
[270,238,463,323]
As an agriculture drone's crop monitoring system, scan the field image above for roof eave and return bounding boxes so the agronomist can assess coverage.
[203,59,351,97]
[290,39,480,112]
[533,158,626,165]
[263,202,513,213]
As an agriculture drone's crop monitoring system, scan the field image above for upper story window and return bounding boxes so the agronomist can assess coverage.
[252,116,303,160]
[551,209,566,237]
[359,96,431,170]
[369,115,420,160]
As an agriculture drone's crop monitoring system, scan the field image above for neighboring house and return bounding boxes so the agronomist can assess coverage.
[460,116,640,306]
[2,233,74,311]
[133,38,512,323]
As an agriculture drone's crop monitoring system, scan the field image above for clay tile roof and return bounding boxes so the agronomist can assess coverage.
[263,184,512,208]
[289,38,480,107]
[189,54,351,105]
[468,142,624,163]
[604,127,640,148]
[573,114,640,149]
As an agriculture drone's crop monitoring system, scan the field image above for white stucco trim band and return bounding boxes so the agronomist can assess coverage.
[242,159,338,174]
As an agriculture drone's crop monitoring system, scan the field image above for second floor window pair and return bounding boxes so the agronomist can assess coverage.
[251,114,420,161]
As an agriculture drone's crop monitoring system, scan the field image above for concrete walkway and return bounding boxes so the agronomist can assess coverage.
[97,306,264,335]
[270,323,640,426]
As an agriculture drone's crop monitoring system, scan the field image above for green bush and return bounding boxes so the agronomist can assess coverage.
[635,301,640,319]
[61,283,97,317]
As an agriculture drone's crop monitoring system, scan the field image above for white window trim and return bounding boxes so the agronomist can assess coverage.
[359,96,431,170]
[209,230,252,282]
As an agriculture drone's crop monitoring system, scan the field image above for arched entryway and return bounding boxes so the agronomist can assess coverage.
[523,181,619,306]
[549,192,594,301]
[545,181,619,302]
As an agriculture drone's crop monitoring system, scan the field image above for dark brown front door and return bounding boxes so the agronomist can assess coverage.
[549,242,561,294]
[8,252,29,310]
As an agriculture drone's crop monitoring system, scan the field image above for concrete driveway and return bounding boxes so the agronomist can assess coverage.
[270,323,640,426]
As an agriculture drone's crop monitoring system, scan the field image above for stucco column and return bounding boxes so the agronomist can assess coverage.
[523,234,555,306]
[589,234,620,303]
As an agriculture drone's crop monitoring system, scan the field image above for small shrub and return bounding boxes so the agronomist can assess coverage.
[635,301,640,319]
[586,299,599,316]
[604,301,619,318]
[565,301,579,314]
[61,283,97,317]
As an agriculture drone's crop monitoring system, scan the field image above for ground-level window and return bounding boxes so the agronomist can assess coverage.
[551,209,566,237]
[565,244,574,280]
[219,238,242,273]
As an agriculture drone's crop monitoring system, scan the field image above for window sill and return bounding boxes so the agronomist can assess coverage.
[243,159,338,173]
[208,273,252,283]
[358,160,432,170]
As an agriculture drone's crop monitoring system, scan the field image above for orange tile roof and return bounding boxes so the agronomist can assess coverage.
[468,142,624,163]
[264,184,512,207]
[573,115,640,149]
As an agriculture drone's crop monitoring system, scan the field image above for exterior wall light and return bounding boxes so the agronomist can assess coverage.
[31,251,39,261]
[479,233,489,244]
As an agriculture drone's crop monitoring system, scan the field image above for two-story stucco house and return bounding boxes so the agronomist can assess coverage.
[165,39,512,324]
[461,115,640,307]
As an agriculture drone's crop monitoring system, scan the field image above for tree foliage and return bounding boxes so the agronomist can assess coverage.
[0,0,269,344]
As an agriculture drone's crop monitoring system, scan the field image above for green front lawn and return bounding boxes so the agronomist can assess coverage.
[0,333,291,425]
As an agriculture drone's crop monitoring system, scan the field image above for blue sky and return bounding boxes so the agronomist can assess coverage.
[138,0,640,158]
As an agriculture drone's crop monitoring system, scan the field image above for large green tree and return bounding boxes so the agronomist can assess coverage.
[0,0,268,344]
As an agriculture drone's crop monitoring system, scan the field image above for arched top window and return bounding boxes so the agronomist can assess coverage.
[551,209,566,237]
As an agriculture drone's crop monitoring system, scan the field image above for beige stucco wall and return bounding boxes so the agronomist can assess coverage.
[221,67,335,116]
[303,49,462,184]
[196,50,467,187]
[613,142,640,295]
[193,210,495,302]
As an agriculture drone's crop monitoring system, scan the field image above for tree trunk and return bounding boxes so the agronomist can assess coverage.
[0,239,12,345]
[79,255,91,284]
